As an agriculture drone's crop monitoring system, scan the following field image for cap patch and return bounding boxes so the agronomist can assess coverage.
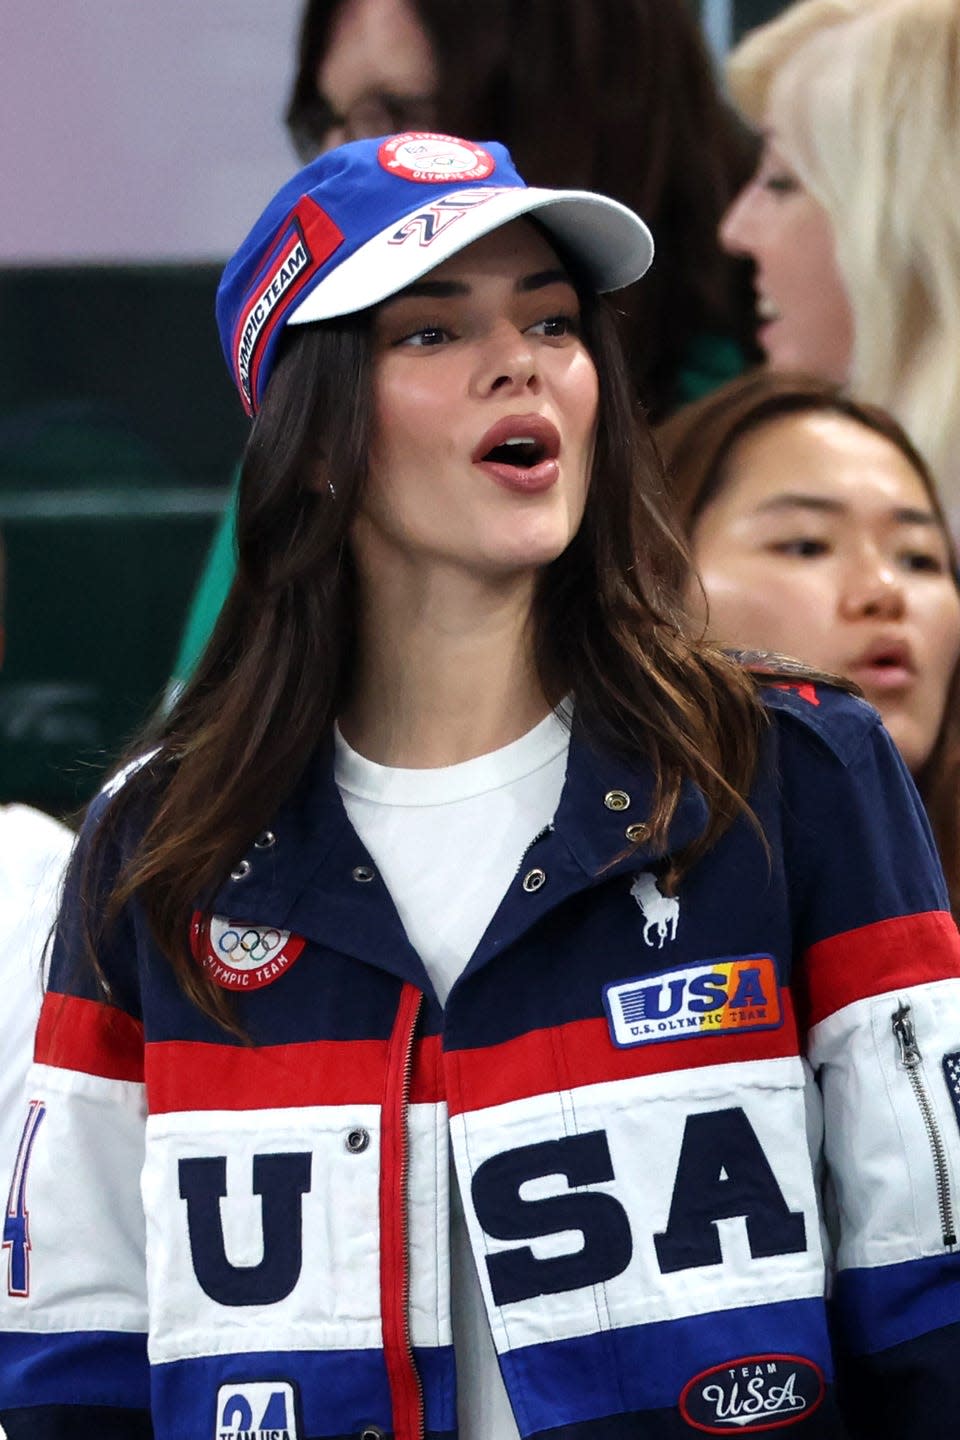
[378,132,495,183]
[231,195,344,415]
[191,912,306,991]
[679,1354,825,1431]
[604,956,783,1049]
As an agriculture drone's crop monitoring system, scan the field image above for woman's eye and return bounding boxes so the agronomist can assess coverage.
[762,173,800,197]
[529,313,579,338]
[900,550,946,574]
[397,325,450,348]
[770,538,829,557]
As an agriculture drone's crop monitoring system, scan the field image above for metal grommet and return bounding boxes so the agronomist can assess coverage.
[229,859,251,881]
[254,829,277,849]
[359,1428,387,1440]
[522,867,547,893]
[625,822,649,843]
[604,789,630,811]
[351,864,376,884]
[346,1127,370,1154]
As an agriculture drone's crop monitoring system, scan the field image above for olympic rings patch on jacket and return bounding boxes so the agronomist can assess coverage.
[190,912,306,991]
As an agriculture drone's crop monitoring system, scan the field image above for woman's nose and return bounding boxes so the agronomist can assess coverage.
[718,183,758,257]
[474,321,539,397]
[839,559,907,620]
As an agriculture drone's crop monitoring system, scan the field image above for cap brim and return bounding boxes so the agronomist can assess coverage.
[286,186,654,327]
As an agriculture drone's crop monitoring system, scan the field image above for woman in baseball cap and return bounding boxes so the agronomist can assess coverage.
[5,134,960,1440]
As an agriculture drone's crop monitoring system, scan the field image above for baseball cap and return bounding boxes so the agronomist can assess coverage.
[217,132,655,416]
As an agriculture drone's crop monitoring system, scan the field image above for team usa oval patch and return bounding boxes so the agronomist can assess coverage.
[190,912,306,991]
[378,132,495,183]
[680,1354,825,1432]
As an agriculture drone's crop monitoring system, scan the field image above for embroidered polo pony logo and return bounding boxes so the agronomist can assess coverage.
[631,871,679,948]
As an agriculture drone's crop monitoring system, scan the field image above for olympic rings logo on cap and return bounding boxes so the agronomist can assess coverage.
[378,133,496,184]
[190,912,307,991]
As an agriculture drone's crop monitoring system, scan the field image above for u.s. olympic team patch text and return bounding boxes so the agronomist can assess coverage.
[604,956,783,1049]
[190,913,306,991]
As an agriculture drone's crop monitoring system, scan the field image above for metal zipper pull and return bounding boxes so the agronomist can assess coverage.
[891,1001,957,1248]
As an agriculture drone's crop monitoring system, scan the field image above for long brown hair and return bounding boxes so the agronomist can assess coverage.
[657,368,960,918]
[79,281,779,1032]
[286,0,759,420]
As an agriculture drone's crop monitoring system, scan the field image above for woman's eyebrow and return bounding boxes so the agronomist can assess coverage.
[754,493,940,527]
[386,267,573,306]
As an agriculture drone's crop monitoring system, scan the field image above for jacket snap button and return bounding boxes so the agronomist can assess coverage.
[359,1428,387,1440]
[254,830,277,849]
[604,789,630,811]
[625,822,649,843]
[352,864,376,883]
[229,859,252,881]
[346,1127,370,1154]
[522,867,547,893]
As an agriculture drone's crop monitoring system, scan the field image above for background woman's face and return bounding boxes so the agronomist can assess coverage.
[687,411,960,773]
[316,0,437,150]
[719,133,854,383]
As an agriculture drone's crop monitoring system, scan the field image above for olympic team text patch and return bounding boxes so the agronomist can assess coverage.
[604,957,783,1049]
[215,1380,300,1440]
[378,132,495,183]
[191,913,306,991]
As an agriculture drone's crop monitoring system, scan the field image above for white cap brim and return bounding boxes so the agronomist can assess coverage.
[286,185,654,327]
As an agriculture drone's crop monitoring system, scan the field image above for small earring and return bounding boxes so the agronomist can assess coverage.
[327,478,336,499]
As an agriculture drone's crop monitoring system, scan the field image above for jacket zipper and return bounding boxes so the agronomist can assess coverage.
[891,1001,957,1248]
[380,982,425,1440]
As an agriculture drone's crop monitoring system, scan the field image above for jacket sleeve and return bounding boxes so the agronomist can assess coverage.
[780,702,960,1438]
[0,799,153,1438]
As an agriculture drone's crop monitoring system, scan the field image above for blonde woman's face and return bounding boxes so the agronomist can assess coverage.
[719,133,854,383]
[688,412,960,774]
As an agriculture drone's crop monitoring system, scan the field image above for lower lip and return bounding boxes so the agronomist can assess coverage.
[851,664,914,692]
[476,458,560,494]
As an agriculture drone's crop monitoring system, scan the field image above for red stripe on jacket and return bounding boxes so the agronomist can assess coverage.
[146,1031,444,1112]
[445,992,799,1117]
[798,911,960,1030]
[35,992,145,1082]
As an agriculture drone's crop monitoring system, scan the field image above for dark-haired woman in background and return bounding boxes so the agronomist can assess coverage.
[4,136,960,1439]
[659,369,960,917]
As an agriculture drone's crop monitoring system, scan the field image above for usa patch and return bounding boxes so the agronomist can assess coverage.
[680,1354,824,1432]
[215,1380,300,1440]
[942,1052,960,1136]
[604,956,783,1049]
[191,913,306,992]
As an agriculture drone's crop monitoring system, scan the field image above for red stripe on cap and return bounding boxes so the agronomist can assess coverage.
[444,994,798,1117]
[145,1032,444,1114]
[234,195,344,415]
[35,992,144,1082]
[799,910,960,1030]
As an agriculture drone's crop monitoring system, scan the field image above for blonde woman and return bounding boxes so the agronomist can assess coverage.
[719,0,960,529]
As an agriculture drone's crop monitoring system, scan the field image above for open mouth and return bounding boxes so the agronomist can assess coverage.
[482,436,548,469]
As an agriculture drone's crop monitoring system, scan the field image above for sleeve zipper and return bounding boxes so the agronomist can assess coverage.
[891,1001,957,1248]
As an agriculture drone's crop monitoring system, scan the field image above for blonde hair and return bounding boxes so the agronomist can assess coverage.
[726,0,960,521]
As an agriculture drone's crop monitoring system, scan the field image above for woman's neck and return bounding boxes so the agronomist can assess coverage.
[339,561,552,768]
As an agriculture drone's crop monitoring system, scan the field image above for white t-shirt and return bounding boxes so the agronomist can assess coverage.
[335,708,571,1440]
[0,805,74,1184]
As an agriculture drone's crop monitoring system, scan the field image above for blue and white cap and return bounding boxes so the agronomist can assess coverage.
[217,132,655,415]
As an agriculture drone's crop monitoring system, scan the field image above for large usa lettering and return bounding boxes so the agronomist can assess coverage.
[179,1152,312,1305]
[472,1108,806,1305]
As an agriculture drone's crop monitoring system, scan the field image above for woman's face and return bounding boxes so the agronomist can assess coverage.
[719,133,854,383]
[687,410,960,773]
[354,220,599,588]
[316,0,437,150]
